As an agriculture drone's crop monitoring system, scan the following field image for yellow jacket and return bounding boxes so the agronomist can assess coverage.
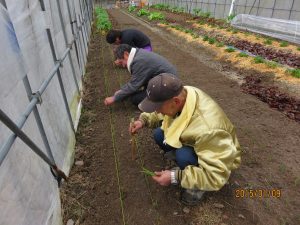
[139,86,241,191]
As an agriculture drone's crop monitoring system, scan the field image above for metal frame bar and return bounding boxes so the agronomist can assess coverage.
[56,0,80,94]
[0,0,93,167]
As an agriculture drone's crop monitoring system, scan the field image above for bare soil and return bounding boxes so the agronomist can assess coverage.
[61,9,300,225]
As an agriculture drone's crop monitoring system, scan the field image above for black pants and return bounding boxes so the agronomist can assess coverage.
[129,90,147,106]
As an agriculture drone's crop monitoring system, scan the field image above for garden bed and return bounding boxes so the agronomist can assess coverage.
[61,8,300,225]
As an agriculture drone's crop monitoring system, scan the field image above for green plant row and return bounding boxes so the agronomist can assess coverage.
[95,7,112,31]
[148,12,165,21]
[137,8,150,16]
[167,23,300,78]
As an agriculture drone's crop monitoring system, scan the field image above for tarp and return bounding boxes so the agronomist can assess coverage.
[0,0,91,224]
[231,14,300,45]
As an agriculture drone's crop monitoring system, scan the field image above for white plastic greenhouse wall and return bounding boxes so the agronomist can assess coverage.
[149,0,300,20]
[0,0,92,225]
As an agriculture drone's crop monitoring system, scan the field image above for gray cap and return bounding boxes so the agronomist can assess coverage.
[138,73,183,113]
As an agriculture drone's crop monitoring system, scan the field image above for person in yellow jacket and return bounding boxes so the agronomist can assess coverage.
[130,73,241,205]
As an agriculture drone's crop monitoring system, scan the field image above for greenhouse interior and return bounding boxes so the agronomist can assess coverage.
[0,0,299,224]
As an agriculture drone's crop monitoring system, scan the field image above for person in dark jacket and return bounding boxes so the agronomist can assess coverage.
[104,44,177,106]
[106,29,152,51]
[106,29,153,66]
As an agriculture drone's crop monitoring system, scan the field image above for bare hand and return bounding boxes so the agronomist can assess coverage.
[152,170,171,186]
[114,59,122,66]
[104,96,115,106]
[129,120,143,134]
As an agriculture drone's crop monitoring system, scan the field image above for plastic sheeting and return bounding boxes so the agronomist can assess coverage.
[0,0,92,225]
[231,14,300,45]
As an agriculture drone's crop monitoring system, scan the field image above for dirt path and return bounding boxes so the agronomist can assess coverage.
[62,9,300,225]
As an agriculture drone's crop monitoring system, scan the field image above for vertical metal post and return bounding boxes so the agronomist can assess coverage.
[228,0,236,16]
[56,0,80,94]
[39,0,75,134]
[271,0,276,18]
[256,0,260,16]
[249,0,257,14]
[84,0,91,43]
[289,0,295,20]
[65,0,83,76]
[244,0,248,14]
[83,0,90,40]
[213,0,216,17]
[84,0,92,28]
[79,1,89,50]
[22,76,56,163]
[73,5,87,67]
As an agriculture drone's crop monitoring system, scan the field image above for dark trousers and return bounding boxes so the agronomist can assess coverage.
[153,128,198,169]
[130,90,147,106]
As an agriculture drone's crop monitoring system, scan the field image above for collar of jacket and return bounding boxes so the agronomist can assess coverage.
[127,47,137,73]
[162,86,197,148]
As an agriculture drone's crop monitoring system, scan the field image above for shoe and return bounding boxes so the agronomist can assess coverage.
[181,189,205,206]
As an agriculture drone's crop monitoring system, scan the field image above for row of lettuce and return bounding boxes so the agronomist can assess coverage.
[95,7,112,31]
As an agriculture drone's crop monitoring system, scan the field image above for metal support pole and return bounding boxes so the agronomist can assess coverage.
[79,1,89,54]
[56,0,80,94]
[47,29,76,134]
[0,109,54,166]
[249,0,257,14]
[289,0,295,20]
[0,109,67,183]
[0,48,70,165]
[81,0,89,44]
[82,0,90,41]
[66,0,83,76]
[256,0,261,16]
[228,0,236,16]
[22,76,55,164]
[39,0,75,133]
[73,5,87,67]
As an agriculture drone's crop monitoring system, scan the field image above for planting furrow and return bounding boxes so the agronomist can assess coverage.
[107,9,190,225]
[111,58,162,225]
[101,36,127,225]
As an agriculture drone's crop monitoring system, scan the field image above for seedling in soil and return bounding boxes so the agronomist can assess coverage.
[202,35,209,41]
[216,42,225,47]
[264,61,278,68]
[231,28,238,34]
[141,167,155,176]
[225,47,235,52]
[227,14,236,22]
[237,52,248,57]
[198,20,206,25]
[280,41,289,47]
[184,29,193,34]
[253,56,265,64]
[130,118,137,160]
[191,33,198,39]
[286,68,300,78]
[208,37,216,45]
[264,38,273,45]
